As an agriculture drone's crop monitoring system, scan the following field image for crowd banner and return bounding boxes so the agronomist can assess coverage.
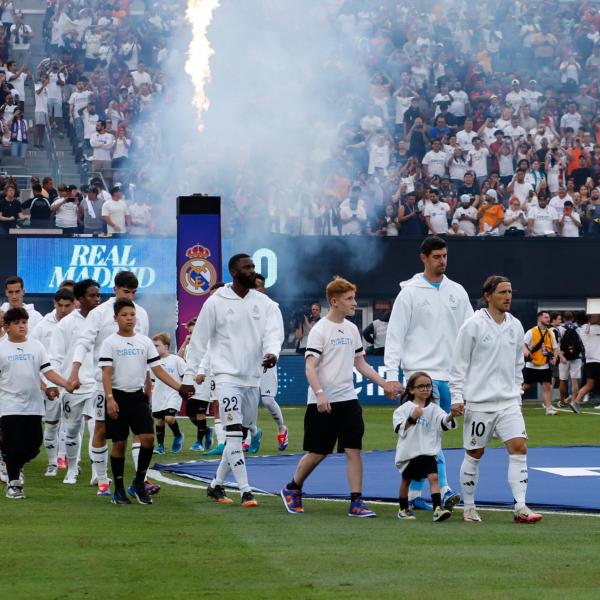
[176,196,222,345]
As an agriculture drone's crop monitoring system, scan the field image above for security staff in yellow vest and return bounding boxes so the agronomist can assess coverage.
[523,310,559,416]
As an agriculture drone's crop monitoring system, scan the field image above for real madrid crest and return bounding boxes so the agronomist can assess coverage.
[180,243,217,296]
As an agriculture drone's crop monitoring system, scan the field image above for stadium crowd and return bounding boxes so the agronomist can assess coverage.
[222,0,600,238]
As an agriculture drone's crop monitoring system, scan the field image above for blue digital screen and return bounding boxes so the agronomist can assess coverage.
[17,237,177,294]
[276,354,398,406]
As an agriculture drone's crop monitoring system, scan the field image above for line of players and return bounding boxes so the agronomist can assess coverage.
[0,240,542,522]
[0,270,288,503]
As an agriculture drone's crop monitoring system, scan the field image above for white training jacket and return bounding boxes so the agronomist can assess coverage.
[71,297,149,384]
[1,301,43,330]
[385,273,473,381]
[183,284,284,388]
[30,310,59,346]
[449,309,524,412]
[49,309,96,395]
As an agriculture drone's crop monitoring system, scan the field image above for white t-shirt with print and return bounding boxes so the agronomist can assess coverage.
[424,202,451,234]
[304,317,364,405]
[101,199,129,233]
[528,205,558,236]
[151,353,185,412]
[467,147,489,177]
[0,338,53,417]
[99,333,161,392]
[422,150,447,177]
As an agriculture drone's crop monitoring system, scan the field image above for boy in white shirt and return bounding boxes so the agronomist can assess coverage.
[450,276,542,523]
[394,371,457,521]
[100,300,189,505]
[0,307,73,499]
[151,332,185,454]
[280,277,386,518]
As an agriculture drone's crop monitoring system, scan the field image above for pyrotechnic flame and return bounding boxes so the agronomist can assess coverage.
[185,0,220,132]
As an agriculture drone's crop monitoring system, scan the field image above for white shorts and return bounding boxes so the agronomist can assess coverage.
[63,392,93,423]
[559,359,582,381]
[216,382,259,429]
[463,404,527,450]
[260,367,278,398]
[92,385,106,421]
[44,393,62,422]
[197,376,217,402]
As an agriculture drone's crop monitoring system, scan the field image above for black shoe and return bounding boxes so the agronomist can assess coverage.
[111,487,132,505]
[128,480,152,505]
[241,491,258,507]
[206,484,233,504]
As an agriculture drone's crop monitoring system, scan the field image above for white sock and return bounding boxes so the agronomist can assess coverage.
[224,432,250,493]
[261,396,285,433]
[65,420,82,472]
[213,455,232,487]
[87,419,96,478]
[441,485,450,497]
[44,422,60,465]
[58,421,67,459]
[91,444,108,484]
[508,454,528,509]
[214,419,225,445]
[460,454,480,508]
[131,442,141,471]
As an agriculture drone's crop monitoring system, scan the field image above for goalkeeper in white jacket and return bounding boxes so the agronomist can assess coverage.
[449,275,542,524]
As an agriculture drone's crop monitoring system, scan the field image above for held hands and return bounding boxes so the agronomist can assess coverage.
[450,403,464,417]
[411,406,423,419]
[66,374,81,393]
[262,353,277,371]
[383,380,404,400]
[45,387,60,401]
[179,384,196,400]
[194,374,205,385]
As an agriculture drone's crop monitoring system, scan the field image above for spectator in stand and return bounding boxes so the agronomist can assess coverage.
[559,200,581,238]
[21,183,52,229]
[339,186,367,236]
[51,184,79,234]
[1,1,15,59]
[528,193,559,237]
[478,189,504,236]
[503,196,527,237]
[9,107,27,160]
[90,120,115,183]
[127,187,153,235]
[78,185,105,234]
[101,185,130,235]
[112,125,131,172]
[45,62,65,137]
[68,79,93,147]
[42,176,58,202]
[451,194,478,237]
[423,189,451,235]
[0,183,24,233]
[467,137,490,188]
[8,11,32,65]
[586,192,600,236]
[6,61,29,112]
[33,74,49,149]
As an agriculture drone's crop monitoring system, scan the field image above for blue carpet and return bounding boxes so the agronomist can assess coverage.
[154,446,600,511]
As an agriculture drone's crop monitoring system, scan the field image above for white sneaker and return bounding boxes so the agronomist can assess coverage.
[89,475,98,486]
[45,464,58,477]
[545,407,558,416]
[0,460,7,483]
[63,470,78,485]
[18,470,24,486]
[514,504,543,523]
[5,483,26,499]
[463,506,482,522]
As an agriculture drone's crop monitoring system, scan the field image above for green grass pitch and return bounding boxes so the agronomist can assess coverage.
[2,406,600,600]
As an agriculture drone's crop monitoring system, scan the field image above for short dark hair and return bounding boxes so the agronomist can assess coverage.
[550,311,561,321]
[113,299,135,316]
[114,271,138,290]
[54,289,75,303]
[4,307,28,325]
[59,279,76,290]
[74,278,99,300]
[420,235,447,256]
[537,310,550,318]
[98,120,107,128]
[42,176,53,186]
[32,183,42,194]
[564,311,574,321]
[4,275,23,290]
[482,275,511,306]
[228,253,251,271]
[255,273,265,282]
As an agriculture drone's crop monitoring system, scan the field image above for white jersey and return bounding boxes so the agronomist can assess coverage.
[580,324,600,364]
[1,302,43,330]
[0,338,53,417]
[183,285,283,388]
[449,309,524,412]
[49,310,95,395]
[30,310,59,347]
[99,333,161,393]
[152,353,185,412]
[385,274,474,382]
[72,297,149,384]
[305,317,364,404]
[393,401,455,465]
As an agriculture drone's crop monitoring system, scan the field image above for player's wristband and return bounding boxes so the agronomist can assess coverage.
[315,389,324,395]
